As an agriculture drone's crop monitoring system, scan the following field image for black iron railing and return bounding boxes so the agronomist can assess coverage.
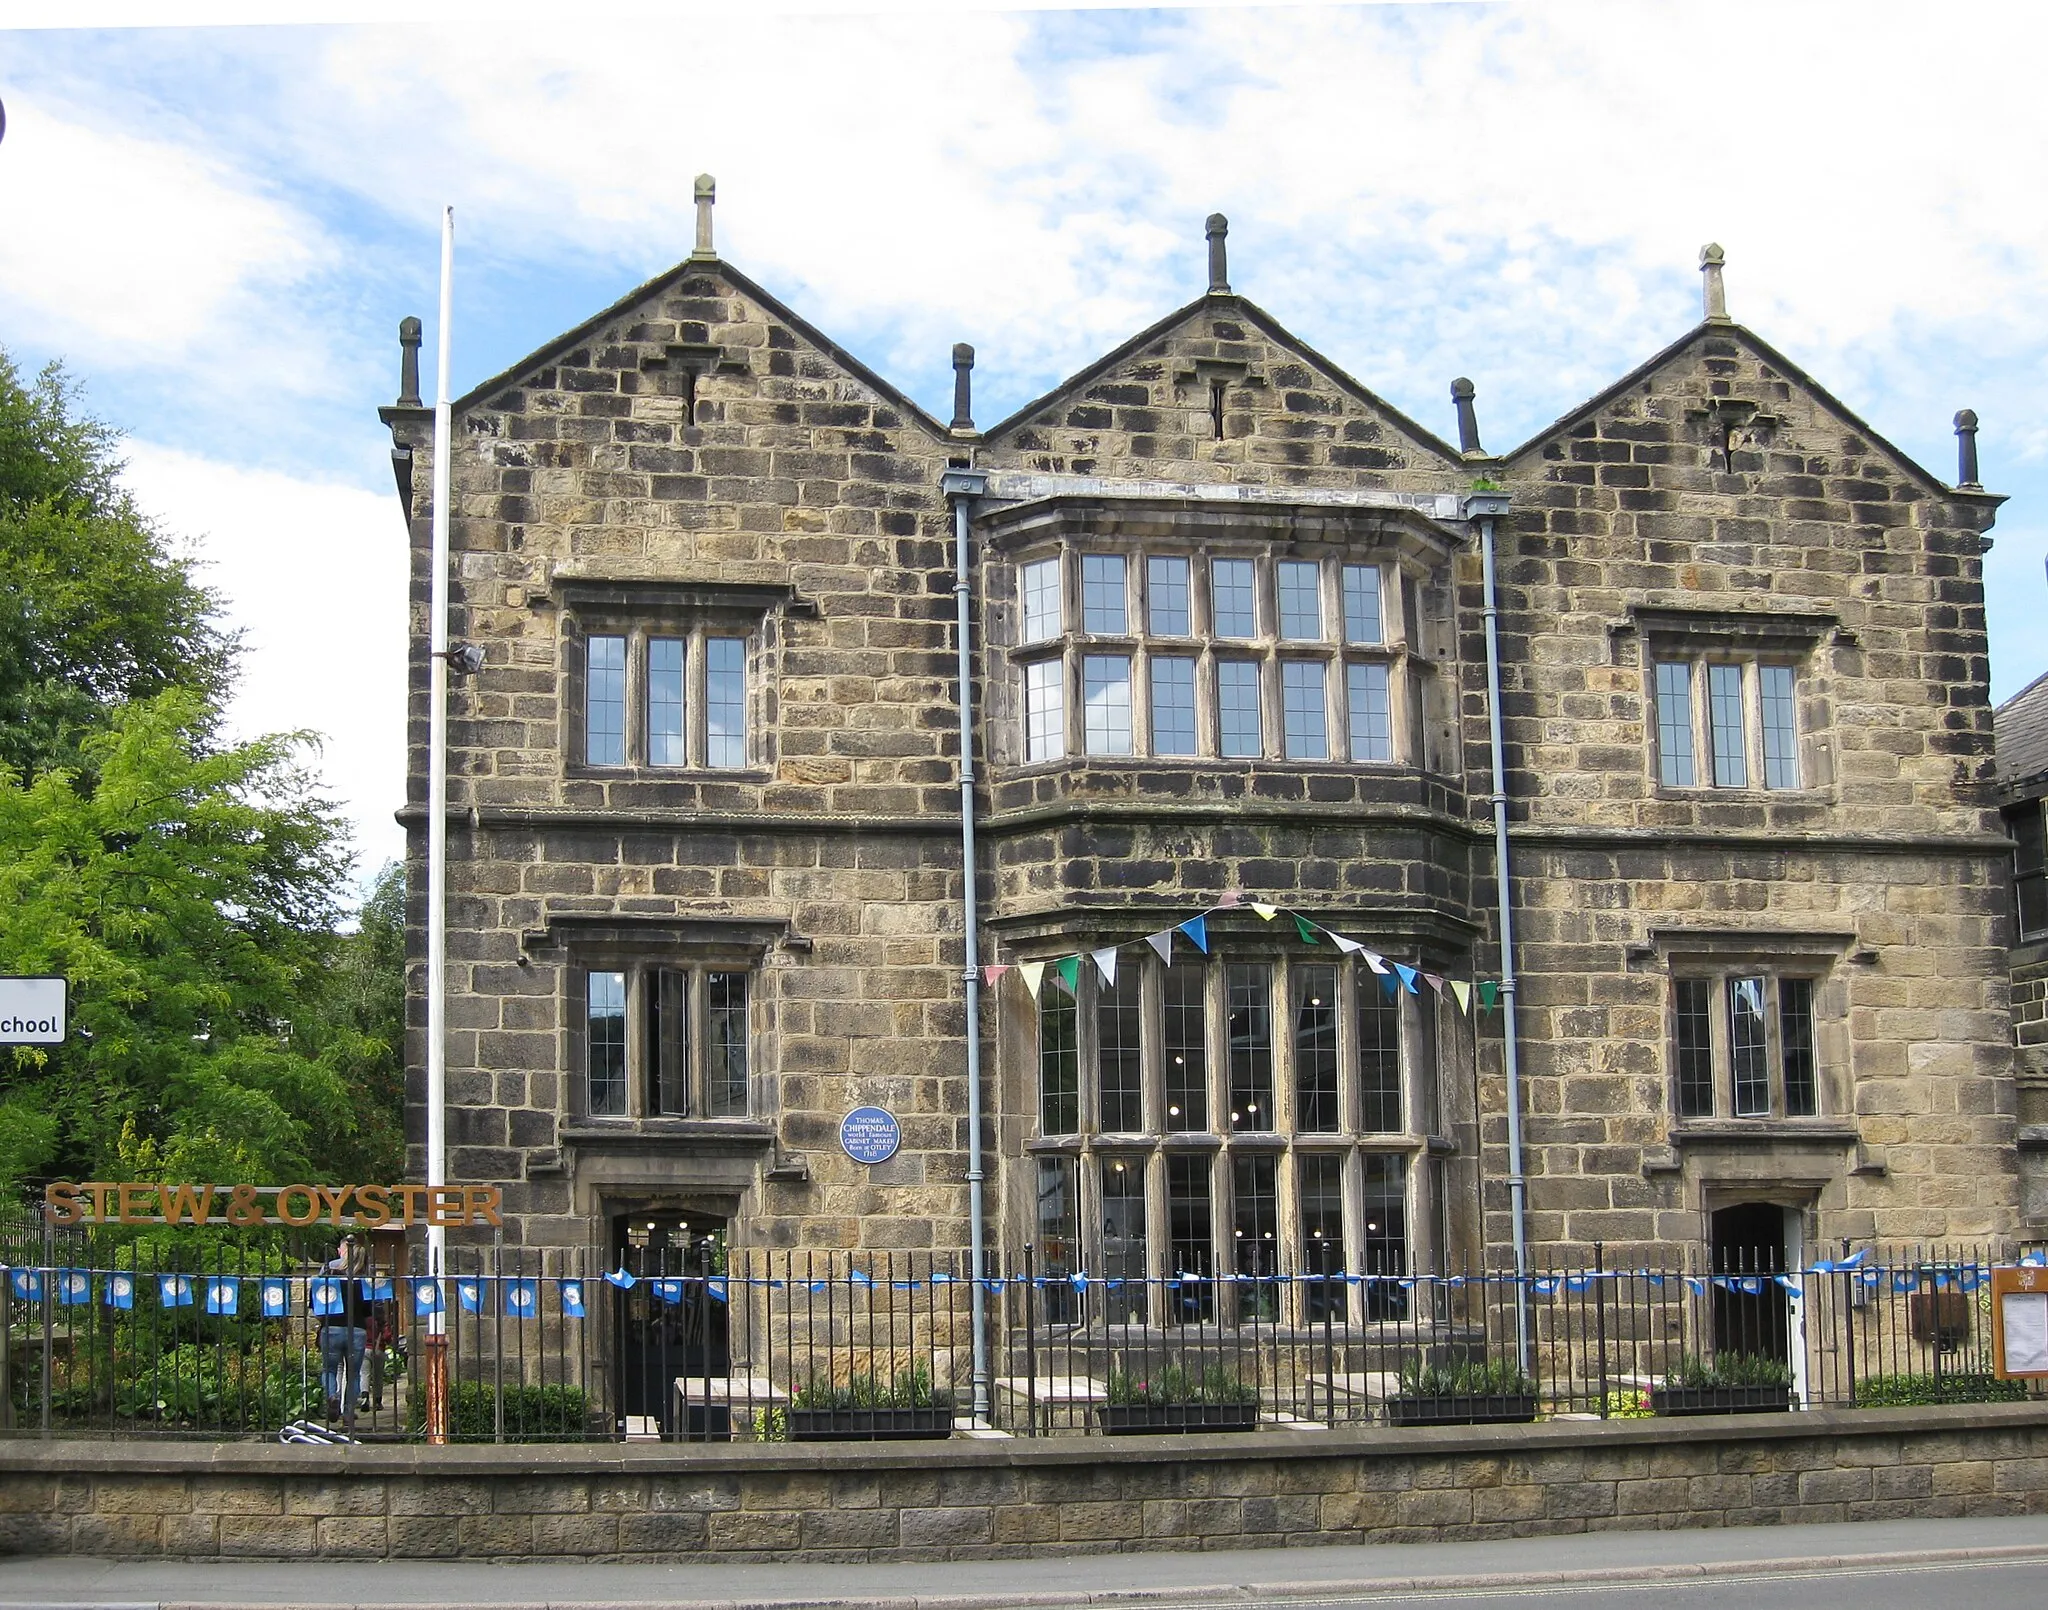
[2,1231,2039,1440]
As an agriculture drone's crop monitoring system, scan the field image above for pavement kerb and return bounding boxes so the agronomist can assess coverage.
[16,1541,2041,1610]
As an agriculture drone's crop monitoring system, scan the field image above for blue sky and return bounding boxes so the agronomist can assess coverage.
[3,0,2046,888]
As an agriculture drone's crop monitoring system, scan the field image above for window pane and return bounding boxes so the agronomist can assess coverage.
[1036,1157,1080,1323]
[1147,556,1191,636]
[1231,1153,1279,1321]
[1299,1153,1347,1321]
[1348,662,1393,763]
[1281,661,1328,760]
[1708,664,1748,787]
[1278,561,1322,640]
[1292,963,1340,1132]
[1100,1159,1147,1324]
[1081,554,1128,634]
[1212,558,1256,639]
[1150,656,1197,756]
[2016,804,2048,937]
[1025,660,1064,761]
[1021,558,1062,643]
[705,970,748,1116]
[1728,975,1769,1116]
[586,970,627,1117]
[1674,977,1715,1119]
[1343,565,1384,645]
[646,637,685,766]
[705,637,747,769]
[586,635,627,766]
[1654,662,1695,787]
[1218,661,1263,757]
[1096,969,1143,1132]
[1360,1154,1408,1318]
[1414,982,1442,1136]
[1780,977,1817,1117]
[1083,655,1133,755]
[651,967,689,1116]
[1167,1155,1215,1319]
[1358,971,1403,1132]
[1039,984,1078,1134]
[1760,665,1798,789]
[1163,958,1208,1130]
[1226,962,1273,1131]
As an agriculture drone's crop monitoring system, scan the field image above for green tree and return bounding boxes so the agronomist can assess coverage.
[0,692,368,1189]
[0,352,231,778]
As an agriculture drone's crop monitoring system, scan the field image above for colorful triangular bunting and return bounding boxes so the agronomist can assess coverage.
[1450,980,1472,1014]
[1053,955,1082,995]
[1145,930,1175,964]
[1293,915,1320,946]
[1091,947,1119,988]
[1019,960,1046,997]
[1178,915,1209,952]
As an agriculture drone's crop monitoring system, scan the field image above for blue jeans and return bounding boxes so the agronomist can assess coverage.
[321,1325,368,1422]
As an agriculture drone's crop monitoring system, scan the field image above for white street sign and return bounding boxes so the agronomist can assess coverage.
[0,977,66,1045]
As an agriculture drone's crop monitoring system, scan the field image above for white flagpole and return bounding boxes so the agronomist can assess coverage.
[425,205,454,1441]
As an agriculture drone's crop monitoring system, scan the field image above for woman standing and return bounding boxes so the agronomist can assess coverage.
[319,1235,369,1430]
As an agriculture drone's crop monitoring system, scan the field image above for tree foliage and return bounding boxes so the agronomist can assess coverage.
[0,348,406,1194]
[0,353,232,779]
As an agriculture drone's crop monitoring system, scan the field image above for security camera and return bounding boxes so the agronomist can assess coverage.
[441,643,486,677]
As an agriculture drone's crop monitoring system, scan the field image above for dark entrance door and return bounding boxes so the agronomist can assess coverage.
[1709,1202,1789,1362]
[611,1213,730,1438]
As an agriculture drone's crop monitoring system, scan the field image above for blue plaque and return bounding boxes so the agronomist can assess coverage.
[839,1106,901,1165]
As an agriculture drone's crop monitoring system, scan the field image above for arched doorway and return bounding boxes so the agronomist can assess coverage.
[1709,1201,1789,1362]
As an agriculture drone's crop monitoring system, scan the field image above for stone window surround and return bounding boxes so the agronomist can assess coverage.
[1616,604,1844,800]
[977,496,1458,778]
[530,914,793,1134]
[553,577,808,780]
[1636,927,1861,1133]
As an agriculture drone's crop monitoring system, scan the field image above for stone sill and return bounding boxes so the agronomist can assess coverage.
[7,1401,2044,1480]
[1669,1122,1859,1147]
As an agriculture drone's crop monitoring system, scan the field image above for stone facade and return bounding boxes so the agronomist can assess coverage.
[376,202,2018,1310]
[6,1405,2047,1559]
[1992,674,2048,1223]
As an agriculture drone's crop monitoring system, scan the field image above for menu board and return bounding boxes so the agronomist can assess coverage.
[1992,1267,2048,1377]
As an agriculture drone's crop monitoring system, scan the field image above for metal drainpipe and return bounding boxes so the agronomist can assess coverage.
[941,467,991,1420]
[1470,495,1531,1372]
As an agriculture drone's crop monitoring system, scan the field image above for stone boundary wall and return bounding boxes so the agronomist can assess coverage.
[4,1405,2047,1562]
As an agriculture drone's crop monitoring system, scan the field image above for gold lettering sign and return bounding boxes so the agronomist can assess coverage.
[43,1182,502,1230]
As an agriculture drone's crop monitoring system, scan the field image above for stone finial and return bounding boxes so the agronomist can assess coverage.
[397,316,423,407]
[1206,213,1230,295]
[1451,377,1483,456]
[951,343,976,433]
[1955,408,1982,489]
[1700,243,1730,323]
[692,175,717,260]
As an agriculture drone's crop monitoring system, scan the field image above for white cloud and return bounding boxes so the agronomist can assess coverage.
[119,443,410,893]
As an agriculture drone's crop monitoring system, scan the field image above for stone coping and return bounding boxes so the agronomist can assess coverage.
[6,1400,2044,1477]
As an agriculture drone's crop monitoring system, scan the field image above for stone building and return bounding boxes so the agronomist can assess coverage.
[1994,671,2048,1222]
[377,186,2022,1330]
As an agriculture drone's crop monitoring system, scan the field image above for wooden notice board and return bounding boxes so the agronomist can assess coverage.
[1992,1266,2048,1378]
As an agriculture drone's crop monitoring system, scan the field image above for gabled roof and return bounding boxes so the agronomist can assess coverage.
[981,291,1466,467]
[450,257,949,439]
[1996,669,2048,792]
[1500,318,2002,509]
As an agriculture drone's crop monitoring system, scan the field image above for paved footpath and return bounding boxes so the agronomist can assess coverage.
[1,1516,2046,1610]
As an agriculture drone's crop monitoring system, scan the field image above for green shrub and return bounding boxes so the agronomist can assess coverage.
[790,1364,952,1411]
[1603,1388,1654,1419]
[1665,1352,1792,1389]
[43,1341,323,1428]
[1104,1363,1259,1406]
[1854,1372,2027,1407]
[1397,1357,1535,1398]
[407,1379,592,1439]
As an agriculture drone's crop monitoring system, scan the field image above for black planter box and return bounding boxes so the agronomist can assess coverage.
[787,1406,953,1441]
[1383,1393,1538,1427]
[1650,1384,1792,1416]
[1094,1401,1261,1436]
